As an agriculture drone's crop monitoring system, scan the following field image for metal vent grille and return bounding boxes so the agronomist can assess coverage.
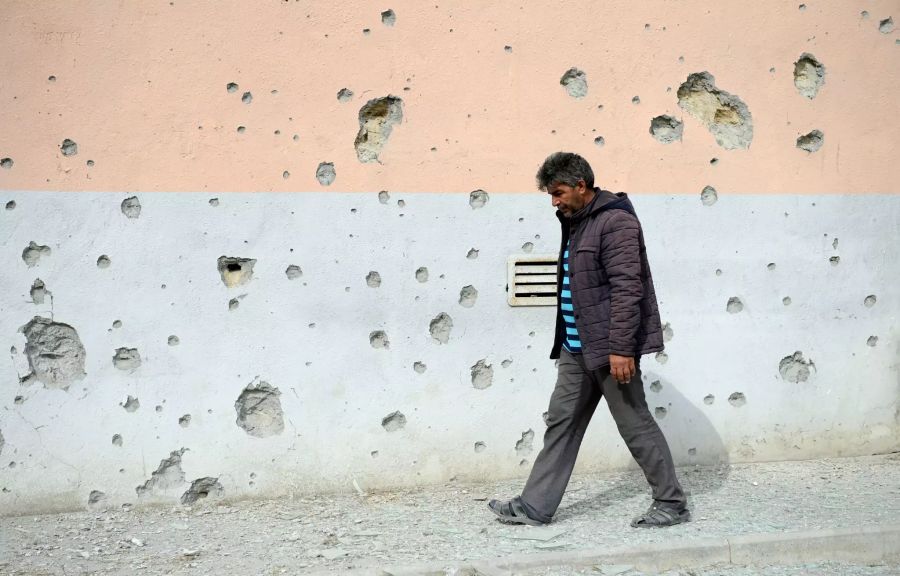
[507,255,558,306]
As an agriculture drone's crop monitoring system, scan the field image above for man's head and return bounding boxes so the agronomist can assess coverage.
[536,152,596,216]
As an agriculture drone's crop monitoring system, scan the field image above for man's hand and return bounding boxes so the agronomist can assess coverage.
[609,354,635,384]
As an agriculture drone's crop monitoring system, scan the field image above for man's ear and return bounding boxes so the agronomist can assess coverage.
[576,179,587,194]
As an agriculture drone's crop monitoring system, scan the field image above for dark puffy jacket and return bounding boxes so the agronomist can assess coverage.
[550,189,664,371]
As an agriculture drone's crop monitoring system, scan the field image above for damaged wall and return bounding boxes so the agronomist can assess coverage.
[0,1,898,515]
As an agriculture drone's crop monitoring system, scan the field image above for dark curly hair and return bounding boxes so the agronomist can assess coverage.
[535,152,594,191]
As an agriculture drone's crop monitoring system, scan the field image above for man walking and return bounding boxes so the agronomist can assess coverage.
[489,152,689,528]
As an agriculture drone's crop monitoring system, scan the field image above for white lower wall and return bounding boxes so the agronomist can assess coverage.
[0,191,897,516]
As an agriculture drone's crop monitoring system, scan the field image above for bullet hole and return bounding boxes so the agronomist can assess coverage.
[469,189,489,209]
[167,335,180,346]
[121,196,141,219]
[864,294,877,307]
[19,317,86,389]
[654,407,667,419]
[726,297,744,313]
[798,3,806,11]
[337,88,354,102]
[459,285,478,307]
[282,170,290,180]
[783,296,792,306]
[471,359,493,389]
[677,72,753,149]
[560,68,588,98]
[370,451,378,459]
[217,256,256,288]
[121,395,140,412]
[662,323,674,342]
[292,134,299,141]
[30,279,48,304]
[522,242,534,253]
[22,242,51,267]
[767,263,776,271]
[355,96,403,163]
[209,198,219,207]
[656,351,668,364]
[366,271,382,288]
[155,404,164,413]
[779,351,815,383]
[226,82,238,93]
[589,135,606,149]
[5,200,14,211]
[650,115,684,144]
[235,381,284,438]
[363,28,370,35]
[96,255,111,269]
[715,269,723,276]
[181,477,224,505]
[278,264,302,281]
[701,186,718,206]
[413,361,427,374]
[465,248,480,261]
[113,347,141,371]
[710,157,719,165]
[501,359,513,368]
[703,394,715,405]
[832,238,839,249]
[727,392,746,407]
[793,54,825,99]
[796,130,824,153]
[241,91,252,104]
[60,139,78,156]
[474,441,487,453]
[136,448,187,496]
[316,162,336,185]
[516,429,534,457]
[688,448,697,457]
[1,158,12,169]
[632,95,641,104]
[829,256,840,266]
[880,17,894,33]
[112,434,123,447]
[429,312,453,344]
[378,190,390,204]
[867,336,878,347]
[381,9,396,26]
[236,126,246,133]
[504,45,512,53]
[112,320,122,329]
[650,380,662,393]
[88,490,107,506]
[382,410,406,432]
[862,11,870,19]
[369,331,390,349]
[87,159,94,167]
[228,298,240,311]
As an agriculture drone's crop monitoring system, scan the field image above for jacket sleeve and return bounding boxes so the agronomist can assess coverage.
[599,211,644,356]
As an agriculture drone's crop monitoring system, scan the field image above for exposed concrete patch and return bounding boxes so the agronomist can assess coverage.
[234,380,284,438]
[96,255,111,269]
[594,136,605,148]
[226,82,238,93]
[797,130,824,153]
[469,190,489,209]
[728,392,747,407]
[381,9,396,27]
[30,279,49,304]
[701,186,718,206]
[369,331,390,349]
[60,139,78,156]
[677,72,753,149]
[19,317,86,389]
[429,313,453,344]
[793,54,825,99]
[382,411,406,432]
[121,395,140,412]
[779,351,815,383]
[378,190,390,204]
[560,68,588,98]
[217,256,256,288]
[22,242,51,267]
[337,88,354,102]
[1,158,13,169]
[136,448,187,497]
[181,477,224,505]
[516,429,534,457]
[415,267,429,283]
[113,347,141,371]
[285,265,303,280]
[632,95,641,104]
[413,362,426,374]
[726,297,744,313]
[459,285,478,308]
[470,359,493,390]
[879,17,894,33]
[366,271,382,288]
[121,196,141,219]
[87,490,107,507]
[242,91,252,104]
[650,115,684,144]
[316,162,336,185]
[354,96,403,163]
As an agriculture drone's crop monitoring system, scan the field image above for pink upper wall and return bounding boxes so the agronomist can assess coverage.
[0,0,897,194]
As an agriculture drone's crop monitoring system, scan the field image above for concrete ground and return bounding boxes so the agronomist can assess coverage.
[1,454,899,575]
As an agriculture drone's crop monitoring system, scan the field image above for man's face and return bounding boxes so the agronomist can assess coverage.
[547,180,590,216]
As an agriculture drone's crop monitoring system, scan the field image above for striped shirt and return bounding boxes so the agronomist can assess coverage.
[560,241,582,353]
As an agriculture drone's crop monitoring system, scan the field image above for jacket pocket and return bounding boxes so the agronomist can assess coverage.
[573,246,607,285]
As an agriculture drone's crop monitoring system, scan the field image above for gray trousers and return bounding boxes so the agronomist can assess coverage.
[520,349,686,523]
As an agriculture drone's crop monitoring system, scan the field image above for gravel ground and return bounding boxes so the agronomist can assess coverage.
[525,561,900,575]
[1,454,898,575]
